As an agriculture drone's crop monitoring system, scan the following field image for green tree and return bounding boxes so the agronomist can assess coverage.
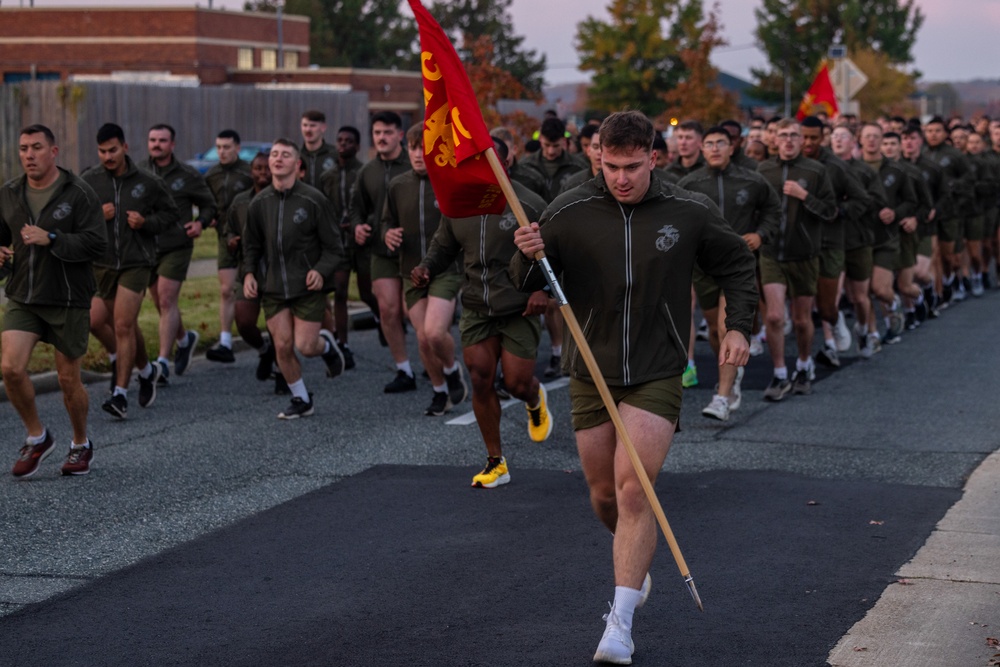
[576,0,704,117]
[245,0,419,69]
[429,0,547,97]
[752,0,922,104]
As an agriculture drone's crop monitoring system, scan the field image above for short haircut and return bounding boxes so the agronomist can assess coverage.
[652,134,667,151]
[599,111,655,153]
[251,151,270,164]
[801,116,825,130]
[492,136,509,163]
[302,109,326,123]
[148,123,176,140]
[539,117,567,142]
[925,116,946,129]
[720,119,742,137]
[217,128,241,144]
[524,139,540,153]
[490,126,514,144]
[337,125,361,144]
[97,123,125,145]
[775,118,800,132]
[860,122,883,135]
[882,131,901,142]
[579,124,599,141]
[766,115,784,127]
[20,124,56,145]
[891,116,906,125]
[405,123,423,148]
[677,120,704,136]
[271,137,300,156]
[703,125,731,142]
[371,111,403,129]
[901,126,923,138]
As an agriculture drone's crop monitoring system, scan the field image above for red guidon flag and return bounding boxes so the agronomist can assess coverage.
[796,62,839,120]
[406,0,506,217]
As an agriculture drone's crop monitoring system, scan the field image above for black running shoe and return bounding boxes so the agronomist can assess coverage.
[278,394,314,419]
[444,366,468,405]
[174,330,199,376]
[274,372,291,395]
[424,390,452,416]
[383,370,416,393]
[319,329,344,378]
[256,336,275,381]
[904,311,918,330]
[495,372,511,400]
[544,354,563,378]
[339,342,355,370]
[138,364,161,408]
[102,394,128,419]
[206,344,235,363]
[156,360,169,386]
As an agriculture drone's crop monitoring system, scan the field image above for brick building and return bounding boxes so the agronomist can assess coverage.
[0,6,422,117]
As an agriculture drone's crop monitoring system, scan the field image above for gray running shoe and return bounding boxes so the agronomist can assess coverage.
[791,370,812,395]
[763,376,792,402]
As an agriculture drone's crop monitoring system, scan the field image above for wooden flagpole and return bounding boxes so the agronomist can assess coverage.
[484,149,704,611]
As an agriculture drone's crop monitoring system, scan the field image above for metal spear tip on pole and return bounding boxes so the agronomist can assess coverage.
[685,575,704,612]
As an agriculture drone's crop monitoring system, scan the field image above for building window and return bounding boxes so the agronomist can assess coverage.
[260,49,277,71]
[237,47,254,70]
[236,46,253,69]
[284,52,299,69]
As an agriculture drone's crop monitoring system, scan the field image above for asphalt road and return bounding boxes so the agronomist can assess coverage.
[1,290,998,666]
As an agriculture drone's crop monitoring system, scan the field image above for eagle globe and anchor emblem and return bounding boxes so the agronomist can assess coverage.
[656,224,680,252]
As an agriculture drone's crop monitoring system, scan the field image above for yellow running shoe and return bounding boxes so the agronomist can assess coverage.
[526,384,553,442]
[471,456,510,488]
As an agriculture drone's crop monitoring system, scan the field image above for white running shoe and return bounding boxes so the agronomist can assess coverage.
[730,366,744,411]
[834,311,852,352]
[594,606,634,665]
[702,394,730,421]
[749,336,764,357]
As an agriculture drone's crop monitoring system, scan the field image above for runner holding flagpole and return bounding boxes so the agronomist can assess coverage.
[404,2,757,656]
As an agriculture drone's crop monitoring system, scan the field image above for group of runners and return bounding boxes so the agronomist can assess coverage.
[3,103,998,664]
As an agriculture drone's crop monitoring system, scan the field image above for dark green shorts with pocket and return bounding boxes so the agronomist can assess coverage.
[94,265,151,300]
[2,300,91,359]
[261,291,327,323]
[459,309,540,360]
[570,375,683,432]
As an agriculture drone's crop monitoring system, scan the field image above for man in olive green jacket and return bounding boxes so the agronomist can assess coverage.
[512,111,756,665]
[3,124,106,478]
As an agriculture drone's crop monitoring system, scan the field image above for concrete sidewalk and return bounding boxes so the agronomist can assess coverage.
[829,449,1000,666]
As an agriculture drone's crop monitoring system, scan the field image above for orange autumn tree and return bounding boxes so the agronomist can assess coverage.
[660,5,740,125]
[462,34,541,129]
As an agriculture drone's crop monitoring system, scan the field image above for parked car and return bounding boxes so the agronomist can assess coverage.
[187,141,271,174]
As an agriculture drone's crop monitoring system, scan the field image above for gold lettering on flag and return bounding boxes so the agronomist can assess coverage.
[421,52,442,81]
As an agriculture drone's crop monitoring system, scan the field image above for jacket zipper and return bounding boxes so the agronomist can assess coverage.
[113,177,123,270]
[419,179,427,257]
[277,193,289,300]
[618,202,634,385]
[778,163,789,261]
[479,215,490,316]
[717,171,726,218]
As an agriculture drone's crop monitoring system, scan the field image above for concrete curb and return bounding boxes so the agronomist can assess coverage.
[828,449,1000,666]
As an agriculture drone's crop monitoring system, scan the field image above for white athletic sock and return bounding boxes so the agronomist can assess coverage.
[322,338,332,354]
[176,332,190,347]
[433,383,447,394]
[138,363,153,379]
[915,291,924,305]
[113,386,127,397]
[611,586,644,631]
[774,367,788,380]
[795,357,810,372]
[26,429,48,445]
[157,356,169,366]
[396,360,413,377]
[72,439,91,449]
[108,353,117,363]
[551,345,562,357]
[443,361,459,375]
[220,332,233,349]
[824,338,836,349]
[288,379,309,402]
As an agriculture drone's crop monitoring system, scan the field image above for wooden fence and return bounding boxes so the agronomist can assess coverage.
[1,81,370,182]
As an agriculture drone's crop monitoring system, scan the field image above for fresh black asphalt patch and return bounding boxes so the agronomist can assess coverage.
[0,465,959,666]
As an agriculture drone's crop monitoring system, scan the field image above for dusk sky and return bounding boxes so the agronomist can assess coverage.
[20,0,998,84]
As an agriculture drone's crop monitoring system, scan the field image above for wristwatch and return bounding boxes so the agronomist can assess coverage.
[47,231,57,246]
